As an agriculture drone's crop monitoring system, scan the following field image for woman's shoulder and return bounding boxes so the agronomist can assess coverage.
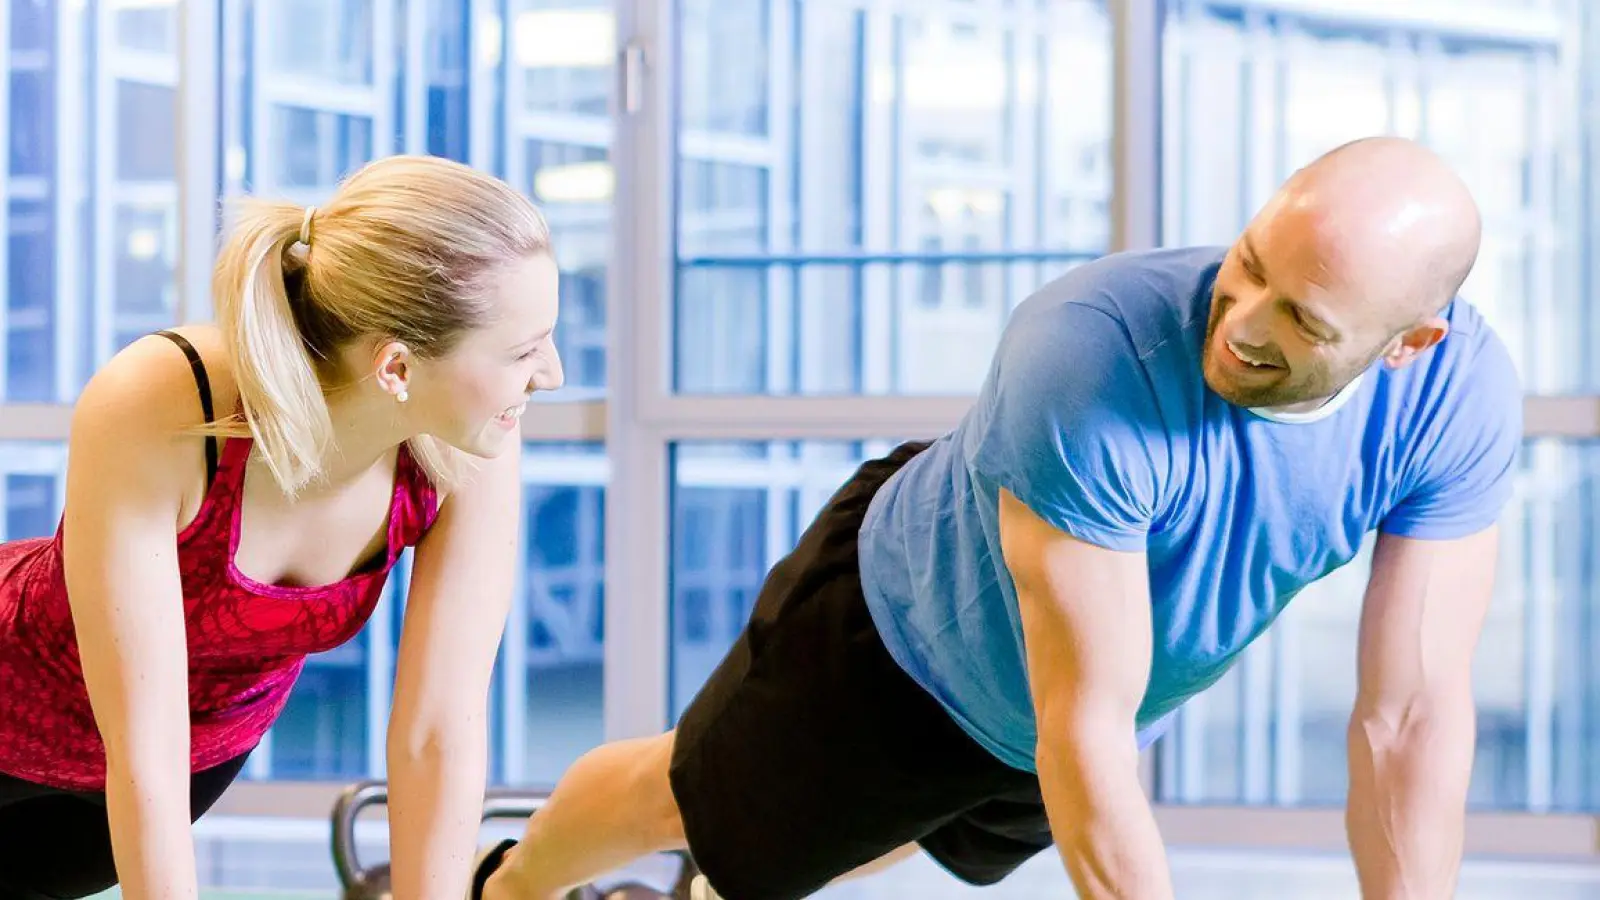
[76,326,243,431]
[63,326,245,525]
[68,325,246,493]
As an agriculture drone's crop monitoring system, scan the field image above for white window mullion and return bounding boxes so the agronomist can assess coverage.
[402,0,429,155]
[91,1,117,380]
[53,3,87,402]
[371,0,398,158]
[177,0,220,323]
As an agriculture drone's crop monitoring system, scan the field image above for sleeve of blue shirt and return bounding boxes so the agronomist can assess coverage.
[1381,333,1523,541]
[967,299,1168,552]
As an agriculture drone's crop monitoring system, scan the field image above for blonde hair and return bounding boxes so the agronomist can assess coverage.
[208,154,552,496]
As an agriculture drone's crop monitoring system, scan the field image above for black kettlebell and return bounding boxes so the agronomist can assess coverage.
[341,861,391,900]
[329,780,696,900]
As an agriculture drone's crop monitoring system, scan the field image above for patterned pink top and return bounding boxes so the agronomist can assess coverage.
[0,434,438,790]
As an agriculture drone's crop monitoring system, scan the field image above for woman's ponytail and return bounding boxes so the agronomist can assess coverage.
[210,197,335,497]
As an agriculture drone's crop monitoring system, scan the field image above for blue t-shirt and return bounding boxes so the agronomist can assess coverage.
[857,246,1523,773]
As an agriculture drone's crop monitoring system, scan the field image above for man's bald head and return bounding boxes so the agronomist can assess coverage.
[1202,136,1483,411]
[1277,136,1482,323]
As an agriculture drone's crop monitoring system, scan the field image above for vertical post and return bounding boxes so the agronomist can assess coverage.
[604,0,674,740]
[53,2,85,401]
[502,0,526,193]
[501,462,529,785]
[91,3,116,384]
[1110,0,1160,254]
[0,1,10,398]
[177,0,220,323]
[373,0,397,158]
[402,0,429,156]
[366,559,401,778]
[1524,45,1559,812]
[467,0,498,173]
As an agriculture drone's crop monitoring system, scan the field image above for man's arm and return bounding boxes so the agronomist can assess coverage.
[1346,526,1497,900]
[999,489,1174,900]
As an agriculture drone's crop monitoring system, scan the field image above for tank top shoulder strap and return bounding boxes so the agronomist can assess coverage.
[393,441,441,542]
[152,329,219,488]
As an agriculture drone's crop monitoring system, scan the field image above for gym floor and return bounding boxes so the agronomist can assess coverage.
[83,822,1600,899]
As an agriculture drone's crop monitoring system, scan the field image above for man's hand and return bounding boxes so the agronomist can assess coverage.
[1346,527,1497,900]
[1000,489,1174,900]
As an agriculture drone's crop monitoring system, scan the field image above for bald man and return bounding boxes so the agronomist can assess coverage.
[472,136,1521,900]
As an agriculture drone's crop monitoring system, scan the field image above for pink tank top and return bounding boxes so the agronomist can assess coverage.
[0,430,438,790]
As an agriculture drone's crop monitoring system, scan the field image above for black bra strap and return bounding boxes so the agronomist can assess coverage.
[153,330,219,487]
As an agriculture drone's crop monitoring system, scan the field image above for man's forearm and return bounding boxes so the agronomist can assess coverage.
[1346,699,1476,900]
[387,722,489,900]
[1038,730,1174,900]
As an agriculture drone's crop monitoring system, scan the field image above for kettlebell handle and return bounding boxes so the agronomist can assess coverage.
[331,780,557,888]
[331,780,389,887]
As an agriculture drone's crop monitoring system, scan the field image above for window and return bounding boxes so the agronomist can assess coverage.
[670,0,1112,396]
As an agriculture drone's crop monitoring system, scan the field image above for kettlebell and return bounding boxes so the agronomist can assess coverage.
[340,861,391,900]
[329,779,698,900]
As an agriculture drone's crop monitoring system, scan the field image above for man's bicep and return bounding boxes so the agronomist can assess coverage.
[1000,488,1153,731]
[1356,528,1497,710]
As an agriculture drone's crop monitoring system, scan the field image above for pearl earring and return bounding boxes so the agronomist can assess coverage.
[396,390,409,403]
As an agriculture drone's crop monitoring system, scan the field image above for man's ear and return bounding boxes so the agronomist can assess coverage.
[1381,317,1449,370]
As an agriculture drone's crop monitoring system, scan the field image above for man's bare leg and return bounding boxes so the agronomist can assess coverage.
[483,731,685,900]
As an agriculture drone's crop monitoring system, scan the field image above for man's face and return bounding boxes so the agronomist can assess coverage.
[1202,224,1393,411]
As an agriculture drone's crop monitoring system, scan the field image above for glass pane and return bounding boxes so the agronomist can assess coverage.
[272,107,376,190]
[115,1,179,55]
[0,441,66,540]
[515,443,606,785]
[423,0,472,161]
[267,0,376,86]
[514,0,614,116]
[678,0,769,136]
[8,199,56,402]
[1159,1,1592,394]
[904,18,1010,167]
[526,141,610,400]
[671,1,1112,395]
[669,440,905,717]
[11,0,52,52]
[268,633,373,777]
[10,68,53,177]
[112,202,179,348]
[117,81,177,181]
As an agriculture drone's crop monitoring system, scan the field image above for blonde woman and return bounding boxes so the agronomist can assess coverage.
[0,154,562,900]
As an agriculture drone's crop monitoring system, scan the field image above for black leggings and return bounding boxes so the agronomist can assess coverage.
[0,753,250,899]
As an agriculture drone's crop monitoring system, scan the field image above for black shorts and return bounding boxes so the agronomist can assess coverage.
[0,752,249,899]
[668,442,1052,900]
